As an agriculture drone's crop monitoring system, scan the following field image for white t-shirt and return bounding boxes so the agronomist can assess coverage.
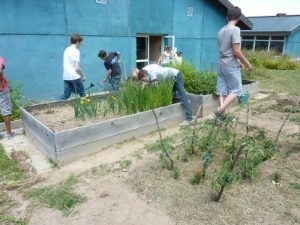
[63,45,81,80]
[142,64,178,82]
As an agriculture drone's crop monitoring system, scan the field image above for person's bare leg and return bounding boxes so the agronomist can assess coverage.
[3,115,12,134]
[218,93,237,113]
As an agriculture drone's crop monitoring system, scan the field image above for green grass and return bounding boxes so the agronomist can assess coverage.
[0,215,28,225]
[27,175,86,215]
[0,144,26,183]
[259,69,300,95]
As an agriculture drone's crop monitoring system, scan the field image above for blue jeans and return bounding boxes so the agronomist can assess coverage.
[174,72,193,121]
[59,78,86,100]
[109,75,121,91]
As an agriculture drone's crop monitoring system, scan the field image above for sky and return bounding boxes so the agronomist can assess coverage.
[229,0,300,17]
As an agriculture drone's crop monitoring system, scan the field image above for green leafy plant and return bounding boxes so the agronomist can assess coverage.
[173,61,217,95]
[73,96,100,119]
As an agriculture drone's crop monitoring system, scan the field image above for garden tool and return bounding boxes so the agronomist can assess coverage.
[85,83,95,91]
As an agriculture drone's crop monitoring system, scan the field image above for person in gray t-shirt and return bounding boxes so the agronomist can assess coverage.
[212,6,253,122]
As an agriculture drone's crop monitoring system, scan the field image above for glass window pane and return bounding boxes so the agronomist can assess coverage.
[136,62,148,70]
[255,41,269,50]
[271,36,285,40]
[242,36,254,40]
[136,37,148,60]
[256,36,269,40]
[270,41,284,53]
[242,40,254,50]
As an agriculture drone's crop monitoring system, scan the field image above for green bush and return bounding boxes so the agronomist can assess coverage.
[173,61,217,95]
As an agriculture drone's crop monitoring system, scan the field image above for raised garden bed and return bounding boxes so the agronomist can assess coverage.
[21,93,185,165]
[187,80,259,116]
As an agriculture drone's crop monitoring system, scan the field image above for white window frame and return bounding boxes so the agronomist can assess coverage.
[136,35,150,66]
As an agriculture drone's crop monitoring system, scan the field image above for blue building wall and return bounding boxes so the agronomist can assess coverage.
[286,30,300,58]
[0,0,227,100]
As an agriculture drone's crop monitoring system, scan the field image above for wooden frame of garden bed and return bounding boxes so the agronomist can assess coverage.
[21,94,185,165]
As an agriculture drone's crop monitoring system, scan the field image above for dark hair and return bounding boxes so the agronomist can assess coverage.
[70,34,83,44]
[98,50,107,58]
[176,51,182,56]
[1,65,5,70]
[137,70,148,80]
[227,7,242,21]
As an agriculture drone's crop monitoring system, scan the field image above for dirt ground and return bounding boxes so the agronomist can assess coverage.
[2,92,300,225]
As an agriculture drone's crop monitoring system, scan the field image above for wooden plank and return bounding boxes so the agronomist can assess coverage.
[56,117,182,165]
[55,103,185,151]
[21,108,56,160]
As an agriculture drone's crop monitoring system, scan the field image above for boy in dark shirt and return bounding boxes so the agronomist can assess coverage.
[98,50,121,91]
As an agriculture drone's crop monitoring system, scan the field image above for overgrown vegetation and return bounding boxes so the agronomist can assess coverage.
[27,175,86,215]
[243,50,298,70]
[0,144,26,184]
[173,61,217,95]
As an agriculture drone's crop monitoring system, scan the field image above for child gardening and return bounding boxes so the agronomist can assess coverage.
[137,64,194,126]
[0,56,16,139]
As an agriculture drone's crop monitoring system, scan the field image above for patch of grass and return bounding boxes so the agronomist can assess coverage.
[118,159,132,169]
[290,116,300,125]
[289,182,300,190]
[270,172,282,183]
[47,158,58,168]
[0,215,28,225]
[27,175,86,215]
[0,144,27,183]
[259,69,300,95]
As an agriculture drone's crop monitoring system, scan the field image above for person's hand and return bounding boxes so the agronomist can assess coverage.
[102,78,107,83]
[81,75,87,81]
[247,63,253,72]
[239,63,244,70]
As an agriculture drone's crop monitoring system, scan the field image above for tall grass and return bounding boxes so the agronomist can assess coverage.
[117,81,173,115]
[243,49,298,70]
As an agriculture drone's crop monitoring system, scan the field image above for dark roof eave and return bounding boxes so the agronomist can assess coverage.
[217,0,253,29]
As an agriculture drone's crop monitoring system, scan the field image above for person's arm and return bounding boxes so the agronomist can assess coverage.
[75,61,86,81]
[233,44,252,71]
[103,69,112,82]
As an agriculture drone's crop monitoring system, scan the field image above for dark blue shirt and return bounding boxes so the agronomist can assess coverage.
[104,52,121,77]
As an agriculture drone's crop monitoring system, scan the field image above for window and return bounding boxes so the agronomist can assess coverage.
[271,36,285,40]
[136,36,149,69]
[270,41,284,53]
[242,40,254,50]
[255,41,269,50]
[242,36,254,40]
[256,36,269,40]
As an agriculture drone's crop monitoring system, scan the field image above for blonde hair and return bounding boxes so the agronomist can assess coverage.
[130,68,139,81]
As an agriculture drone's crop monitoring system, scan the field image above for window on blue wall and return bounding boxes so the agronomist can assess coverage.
[242,40,254,50]
[255,41,269,50]
[270,41,284,54]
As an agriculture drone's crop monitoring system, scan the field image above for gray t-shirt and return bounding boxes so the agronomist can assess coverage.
[217,25,241,67]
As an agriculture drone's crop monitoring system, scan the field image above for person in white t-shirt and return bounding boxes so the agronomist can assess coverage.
[137,64,194,126]
[158,46,173,66]
[59,34,86,100]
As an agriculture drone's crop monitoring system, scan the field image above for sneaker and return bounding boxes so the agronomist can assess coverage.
[180,120,193,126]
[7,132,16,140]
[211,110,226,123]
